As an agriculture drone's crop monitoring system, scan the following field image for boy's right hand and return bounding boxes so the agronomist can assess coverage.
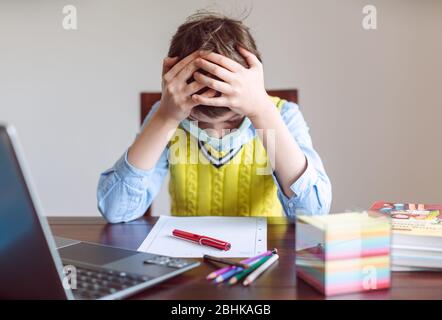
[128,51,216,172]
[157,51,215,123]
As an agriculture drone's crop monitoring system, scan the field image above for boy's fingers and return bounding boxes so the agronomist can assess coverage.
[164,51,200,81]
[237,46,260,68]
[193,72,232,94]
[200,52,243,73]
[162,56,179,75]
[190,89,218,107]
[195,58,234,83]
[176,60,200,83]
[184,80,206,96]
[191,94,229,107]
[200,88,217,98]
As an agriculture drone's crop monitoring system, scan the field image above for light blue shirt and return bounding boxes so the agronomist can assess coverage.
[97,100,332,223]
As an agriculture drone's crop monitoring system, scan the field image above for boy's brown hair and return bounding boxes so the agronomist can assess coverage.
[168,11,261,117]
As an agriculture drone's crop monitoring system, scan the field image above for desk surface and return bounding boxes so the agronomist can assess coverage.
[49,216,442,300]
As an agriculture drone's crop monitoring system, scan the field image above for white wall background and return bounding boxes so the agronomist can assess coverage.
[1,0,441,216]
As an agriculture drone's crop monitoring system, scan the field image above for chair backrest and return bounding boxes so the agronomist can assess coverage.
[140,89,298,125]
[139,89,298,216]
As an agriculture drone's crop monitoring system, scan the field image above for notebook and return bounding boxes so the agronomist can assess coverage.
[137,216,267,258]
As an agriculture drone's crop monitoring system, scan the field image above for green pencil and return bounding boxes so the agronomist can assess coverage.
[228,255,272,285]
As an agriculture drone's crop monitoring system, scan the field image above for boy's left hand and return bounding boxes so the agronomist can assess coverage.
[191,47,272,120]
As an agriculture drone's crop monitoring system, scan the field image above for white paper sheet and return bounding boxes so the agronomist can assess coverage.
[137,216,267,258]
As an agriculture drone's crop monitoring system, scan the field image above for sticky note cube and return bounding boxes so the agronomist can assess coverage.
[296,212,391,296]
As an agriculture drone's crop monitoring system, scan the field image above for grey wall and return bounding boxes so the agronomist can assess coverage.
[1,0,441,216]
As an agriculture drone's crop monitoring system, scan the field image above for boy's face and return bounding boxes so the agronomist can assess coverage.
[188,109,244,138]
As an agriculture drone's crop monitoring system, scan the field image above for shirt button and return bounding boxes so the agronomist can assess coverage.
[288,203,294,208]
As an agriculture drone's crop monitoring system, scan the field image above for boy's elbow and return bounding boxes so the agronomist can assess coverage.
[97,196,150,224]
[318,201,331,215]
[103,214,125,224]
[302,179,331,216]
[317,178,332,215]
[97,181,151,223]
[98,201,125,224]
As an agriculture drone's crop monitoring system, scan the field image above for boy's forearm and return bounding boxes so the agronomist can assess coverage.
[250,100,307,197]
[127,107,179,171]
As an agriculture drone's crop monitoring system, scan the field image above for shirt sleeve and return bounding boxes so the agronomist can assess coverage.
[273,101,332,217]
[97,101,169,223]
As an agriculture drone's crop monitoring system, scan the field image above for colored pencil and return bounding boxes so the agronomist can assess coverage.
[229,255,273,285]
[206,248,277,280]
[243,254,279,286]
[213,255,265,283]
[213,267,243,283]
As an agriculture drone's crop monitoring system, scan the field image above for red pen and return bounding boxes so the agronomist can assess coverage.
[172,229,231,251]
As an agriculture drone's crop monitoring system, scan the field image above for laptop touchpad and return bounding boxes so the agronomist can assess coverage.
[58,242,136,266]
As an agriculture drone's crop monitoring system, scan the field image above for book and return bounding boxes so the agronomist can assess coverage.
[392,253,442,269]
[391,265,441,272]
[370,201,442,269]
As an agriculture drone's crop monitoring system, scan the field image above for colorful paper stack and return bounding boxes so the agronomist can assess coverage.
[296,212,391,296]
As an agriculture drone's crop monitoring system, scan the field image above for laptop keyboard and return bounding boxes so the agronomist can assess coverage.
[143,256,190,268]
[67,256,192,300]
[69,265,153,300]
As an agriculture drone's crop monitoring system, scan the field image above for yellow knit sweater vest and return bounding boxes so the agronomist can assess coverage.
[168,97,285,217]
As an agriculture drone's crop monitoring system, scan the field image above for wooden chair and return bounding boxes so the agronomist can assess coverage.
[140,89,298,215]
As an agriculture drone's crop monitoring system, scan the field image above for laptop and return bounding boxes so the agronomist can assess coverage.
[0,124,200,300]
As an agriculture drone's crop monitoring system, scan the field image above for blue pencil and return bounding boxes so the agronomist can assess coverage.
[214,267,243,283]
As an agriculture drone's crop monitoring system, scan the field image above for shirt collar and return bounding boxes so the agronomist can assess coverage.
[180,117,256,152]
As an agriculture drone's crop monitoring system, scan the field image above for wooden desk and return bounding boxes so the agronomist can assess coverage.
[49,216,442,300]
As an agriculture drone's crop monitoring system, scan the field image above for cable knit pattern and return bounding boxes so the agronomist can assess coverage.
[261,174,279,215]
[186,136,198,215]
[168,174,177,215]
[237,142,253,216]
[168,136,179,215]
[210,164,225,216]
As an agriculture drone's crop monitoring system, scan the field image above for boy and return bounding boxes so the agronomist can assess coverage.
[97,12,331,223]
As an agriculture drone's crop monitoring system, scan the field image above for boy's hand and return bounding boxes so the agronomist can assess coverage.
[191,47,272,120]
[157,51,216,123]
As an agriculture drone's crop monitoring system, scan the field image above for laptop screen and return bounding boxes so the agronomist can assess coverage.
[0,127,67,299]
